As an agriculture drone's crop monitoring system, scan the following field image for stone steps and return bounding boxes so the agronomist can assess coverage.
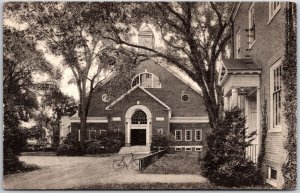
[118,146,151,154]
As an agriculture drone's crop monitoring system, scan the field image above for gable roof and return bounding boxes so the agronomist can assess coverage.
[105,85,171,111]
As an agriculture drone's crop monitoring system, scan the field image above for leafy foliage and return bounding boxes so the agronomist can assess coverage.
[87,130,124,154]
[257,99,268,172]
[102,2,234,129]
[151,133,174,152]
[56,132,84,156]
[201,107,259,187]
[281,3,297,189]
[3,26,57,173]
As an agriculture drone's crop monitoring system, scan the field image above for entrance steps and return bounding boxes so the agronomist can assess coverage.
[119,146,151,154]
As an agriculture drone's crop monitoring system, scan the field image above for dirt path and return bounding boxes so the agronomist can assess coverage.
[3,155,207,190]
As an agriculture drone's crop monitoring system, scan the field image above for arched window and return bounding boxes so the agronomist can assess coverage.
[131,72,161,88]
[131,110,147,124]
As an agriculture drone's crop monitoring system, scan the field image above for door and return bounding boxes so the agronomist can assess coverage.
[131,129,146,145]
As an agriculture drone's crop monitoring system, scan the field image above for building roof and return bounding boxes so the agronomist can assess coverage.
[105,85,171,111]
[222,58,261,71]
[218,58,261,86]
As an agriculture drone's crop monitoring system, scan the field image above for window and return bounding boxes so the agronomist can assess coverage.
[185,130,192,141]
[236,29,241,58]
[131,72,161,88]
[175,147,182,151]
[268,167,278,180]
[102,94,110,102]
[114,128,120,133]
[195,147,202,152]
[157,128,163,135]
[270,60,282,131]
[175,130,182,141]
[248,3,255,48]
[185,147,192,151]
[131,110,147,124]
[89,130,96,140]
[267,167,278,186]
[269,2,280,22]
[181,94,189,102]
[195,130,202,141]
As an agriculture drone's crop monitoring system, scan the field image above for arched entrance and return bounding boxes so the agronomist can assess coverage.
[125,105,152,147]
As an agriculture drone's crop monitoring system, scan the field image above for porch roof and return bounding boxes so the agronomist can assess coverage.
[218,58,261,86]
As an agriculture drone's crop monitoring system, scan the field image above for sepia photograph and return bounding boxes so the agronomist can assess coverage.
[2,1,297,190]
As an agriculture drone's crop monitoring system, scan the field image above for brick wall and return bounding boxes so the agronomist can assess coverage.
[170,123,211,153]
[88,59,207,117]
[233,2,287,187]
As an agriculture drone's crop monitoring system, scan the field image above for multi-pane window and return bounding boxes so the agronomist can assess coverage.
[175,130,182,141]
[269,2,280,21]
[195,130,202,141]
[273,65,282,127]
[89,130,96,140]
[131,72,161,88]
[185,130,192,141]
[236,29,241,58]
[248,3,255,47]
[131,110,147,124]
[270,61,282,130]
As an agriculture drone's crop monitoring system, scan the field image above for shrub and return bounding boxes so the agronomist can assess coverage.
[56,132,83,156]
[151,133,174,152]
[86,130,124,154]
[202,107,260,187]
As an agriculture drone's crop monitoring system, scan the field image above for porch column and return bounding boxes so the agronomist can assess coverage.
[146,121,151,147]
[224,96,229,111]
[125,119,131,146]
[256,87,261,150]
[238,89,247,110]
[231,88,238,107]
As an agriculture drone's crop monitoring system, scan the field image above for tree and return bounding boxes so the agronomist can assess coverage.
[7,2,147,151]
[101,2,233,130]
[3,26,56,173]
[41,86,78,147]
[201,107,259,186]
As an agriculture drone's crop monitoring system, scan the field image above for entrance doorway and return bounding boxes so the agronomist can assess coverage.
[131,129,146,145]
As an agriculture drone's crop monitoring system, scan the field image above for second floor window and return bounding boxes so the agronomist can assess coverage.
[236,29,241,58]
[269,2,280,22]
[248,3,255,48]
[131,72,161,88]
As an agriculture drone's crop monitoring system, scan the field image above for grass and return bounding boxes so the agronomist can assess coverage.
[142,152,201,174]
[73,183,275,190]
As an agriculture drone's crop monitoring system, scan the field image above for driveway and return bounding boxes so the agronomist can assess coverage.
[3,155,207,189]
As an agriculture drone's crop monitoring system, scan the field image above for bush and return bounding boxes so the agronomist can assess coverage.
[202,107,260,187]
[86,130,124,154]
[56,132,83,156]
[151,133,174,152]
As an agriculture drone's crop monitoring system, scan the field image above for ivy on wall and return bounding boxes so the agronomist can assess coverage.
[281,2,297,190]
[257,99,268,174]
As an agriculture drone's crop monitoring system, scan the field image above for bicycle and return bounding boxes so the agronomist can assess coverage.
[113,153,140,170]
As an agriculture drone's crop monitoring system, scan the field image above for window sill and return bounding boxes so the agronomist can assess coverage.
[266,179,278,187]
[269,126,282,133]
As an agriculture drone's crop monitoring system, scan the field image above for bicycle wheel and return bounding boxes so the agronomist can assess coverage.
[131,160,139,171]
[113,160,125,170]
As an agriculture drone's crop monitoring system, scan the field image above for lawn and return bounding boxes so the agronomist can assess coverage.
[142,152,201,174]
[74,182,275,190]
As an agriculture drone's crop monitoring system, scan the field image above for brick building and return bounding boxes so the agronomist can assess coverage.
[70,26,210,155]
[218,2,291,188]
